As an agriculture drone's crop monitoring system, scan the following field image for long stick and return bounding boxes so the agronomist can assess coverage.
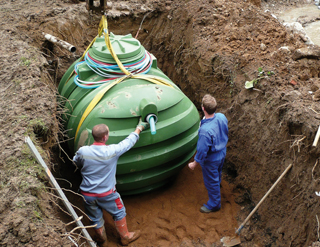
[313,125,320,147]
[25,136,96,247]
[235,163,293,235]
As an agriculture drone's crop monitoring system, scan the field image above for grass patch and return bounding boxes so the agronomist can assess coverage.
[15,200,26,208]
[20,57,31,67]
[33,210,43,221]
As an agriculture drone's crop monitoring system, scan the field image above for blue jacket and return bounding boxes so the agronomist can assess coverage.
[194,113,228,166]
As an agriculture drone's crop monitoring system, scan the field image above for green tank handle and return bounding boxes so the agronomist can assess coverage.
[139,99,158,135]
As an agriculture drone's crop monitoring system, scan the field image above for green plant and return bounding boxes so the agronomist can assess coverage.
[245,67,275,89]
[19,180,30,191]
[13,78,22,85]
[20,57,31,67]
[258,67,275,77]
[266,97,273,106]
[18,115,28,120]
[28,119,49,137]
[16,200,26,208]
[229,80,234,96]
[267,71,275,76]
[20,144,47,180]
[245,77,261,89]
[228,69,236,96]
[33,210,43,221]
[258,67,264,77]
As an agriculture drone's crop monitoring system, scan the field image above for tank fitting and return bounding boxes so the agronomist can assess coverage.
[146,114,158,135]
[139,98,158,135]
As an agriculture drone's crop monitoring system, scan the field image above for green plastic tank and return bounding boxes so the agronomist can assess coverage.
[58,33,200,195]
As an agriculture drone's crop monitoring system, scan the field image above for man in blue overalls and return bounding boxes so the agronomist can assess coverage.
[73,119,149,246]
[188,94,228,213]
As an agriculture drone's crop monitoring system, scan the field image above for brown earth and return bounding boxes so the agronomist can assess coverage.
[1,0,320,246]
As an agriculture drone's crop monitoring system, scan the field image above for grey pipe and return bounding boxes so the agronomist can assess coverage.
[42,32,76,53]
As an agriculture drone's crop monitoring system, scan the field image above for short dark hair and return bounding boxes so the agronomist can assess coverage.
[92,124,109,142]
[202,94,217,114]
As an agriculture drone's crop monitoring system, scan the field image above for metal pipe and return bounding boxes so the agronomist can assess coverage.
[25,136,96,247]
[42,32,76,53]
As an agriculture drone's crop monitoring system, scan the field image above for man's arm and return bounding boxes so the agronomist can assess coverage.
[73,149,84,169]
[113,118,150,156]
[134,127,142,135]
[194,134,211,165]
[188,134,211,170]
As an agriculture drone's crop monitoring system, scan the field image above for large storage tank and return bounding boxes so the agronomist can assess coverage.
[58,32,200,195]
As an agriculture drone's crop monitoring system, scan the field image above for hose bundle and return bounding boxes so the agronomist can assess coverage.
[74,49,153,89]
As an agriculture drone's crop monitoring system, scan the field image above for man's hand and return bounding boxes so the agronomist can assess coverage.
[188,161,198,170]
[136,117,150,131]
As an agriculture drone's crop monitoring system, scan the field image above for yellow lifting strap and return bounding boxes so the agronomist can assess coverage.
[74,78,124,141]
[99,16,131,76]
[74,16,174,143]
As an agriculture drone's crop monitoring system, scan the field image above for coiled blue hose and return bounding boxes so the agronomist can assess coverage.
[73,51,152,89]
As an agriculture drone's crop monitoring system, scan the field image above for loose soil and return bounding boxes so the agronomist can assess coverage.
[1,0,320,247]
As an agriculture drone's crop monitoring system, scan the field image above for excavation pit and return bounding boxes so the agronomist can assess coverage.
[2,1,320,247]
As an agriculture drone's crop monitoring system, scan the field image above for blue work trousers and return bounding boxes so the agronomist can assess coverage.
[82,190,126,229]
[201,158,224,210]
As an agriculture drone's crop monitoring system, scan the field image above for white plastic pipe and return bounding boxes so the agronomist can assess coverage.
[42,32,76,53]
[146,114,157,135]
[149,116,156,135]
